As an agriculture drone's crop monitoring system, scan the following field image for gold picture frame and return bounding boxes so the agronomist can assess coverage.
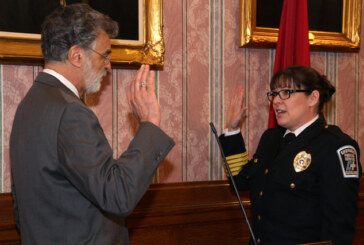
[239,0,362,52]
[0,0,164,69]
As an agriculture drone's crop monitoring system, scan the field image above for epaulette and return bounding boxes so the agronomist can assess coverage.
[323,124,350,140]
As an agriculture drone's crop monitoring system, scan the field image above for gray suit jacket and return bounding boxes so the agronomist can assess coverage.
[10,72,175,245]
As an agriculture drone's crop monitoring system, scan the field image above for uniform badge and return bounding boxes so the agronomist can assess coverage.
[337,146,359,178]
[293,151,311,172]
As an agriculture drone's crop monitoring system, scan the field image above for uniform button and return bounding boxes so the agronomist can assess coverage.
[258,215,261,220]
[264,169,269,175]
[290,183,295,189]
[259,191,263,197]
[257,238,261,243]
[254,158,258,163]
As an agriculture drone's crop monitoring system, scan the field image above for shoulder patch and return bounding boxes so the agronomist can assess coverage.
[337,145,359,178]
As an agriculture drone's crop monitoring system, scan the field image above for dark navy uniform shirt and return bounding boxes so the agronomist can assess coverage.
[220,116,361,245]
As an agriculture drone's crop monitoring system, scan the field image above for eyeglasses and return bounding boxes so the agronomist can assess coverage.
[267,89,312,101]
[87,47,111,65]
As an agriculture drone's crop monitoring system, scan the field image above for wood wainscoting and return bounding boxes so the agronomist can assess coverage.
[1,180,363,244]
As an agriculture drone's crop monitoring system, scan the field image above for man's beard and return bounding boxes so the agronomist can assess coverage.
[83,58,107,94]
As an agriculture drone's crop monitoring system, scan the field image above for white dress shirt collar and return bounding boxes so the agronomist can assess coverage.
[43,69,80,98]
[224,115,320,138]
[284,114,319,137]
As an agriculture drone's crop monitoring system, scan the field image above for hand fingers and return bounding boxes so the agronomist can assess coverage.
[234,86,245,109]
[130,65,145,101]
[136,64,149,91]
[225,86,247,130]
[146,70,155,92]
[134,64,147,92]
[129,64,160,124]
[236,86,247,115]
[140,65,150,90]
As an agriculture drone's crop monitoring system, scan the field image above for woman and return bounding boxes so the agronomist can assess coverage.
[220,66,361,245]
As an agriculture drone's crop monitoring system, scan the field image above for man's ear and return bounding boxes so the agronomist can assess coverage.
[68,45,84,67]
[309,90,320,108]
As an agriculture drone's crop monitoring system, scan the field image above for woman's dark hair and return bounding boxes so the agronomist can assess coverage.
[41,3,118,62]
[270,65,336,112]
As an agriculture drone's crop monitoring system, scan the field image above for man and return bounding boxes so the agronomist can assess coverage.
[10,4,174,245]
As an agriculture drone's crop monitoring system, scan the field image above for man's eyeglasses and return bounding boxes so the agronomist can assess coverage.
[267,89,312,102]
[87,47,111,65]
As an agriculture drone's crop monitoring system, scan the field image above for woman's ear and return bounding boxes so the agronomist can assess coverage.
[309,90,320,108]
[68,45,84,68]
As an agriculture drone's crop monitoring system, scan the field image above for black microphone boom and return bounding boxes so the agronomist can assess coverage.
[209,122,257,245]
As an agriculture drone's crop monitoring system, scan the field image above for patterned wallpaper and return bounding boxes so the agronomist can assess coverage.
[1,0,364,192]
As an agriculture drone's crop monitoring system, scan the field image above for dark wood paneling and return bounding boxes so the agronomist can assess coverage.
[127,181,252,244]
[0,194,19,244]
[0,180,363,244]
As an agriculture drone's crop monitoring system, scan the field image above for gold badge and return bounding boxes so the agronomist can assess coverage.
[293,151,311,172]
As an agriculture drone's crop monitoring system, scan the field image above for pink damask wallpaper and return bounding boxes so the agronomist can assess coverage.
[1,0,364,192]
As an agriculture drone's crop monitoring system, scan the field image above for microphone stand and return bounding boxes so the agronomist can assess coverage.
[209,122,257,245]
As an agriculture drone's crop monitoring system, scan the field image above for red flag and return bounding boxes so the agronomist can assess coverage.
[268,0,311,128]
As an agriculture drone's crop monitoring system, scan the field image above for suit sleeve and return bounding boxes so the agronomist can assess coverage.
[57,102,174,217]
[319,140,361,244]
[219,132,253,190]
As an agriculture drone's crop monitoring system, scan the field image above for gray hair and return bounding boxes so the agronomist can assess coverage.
[41,3,118,62]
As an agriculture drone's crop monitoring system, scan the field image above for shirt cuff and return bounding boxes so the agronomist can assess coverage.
[224,128,240,136]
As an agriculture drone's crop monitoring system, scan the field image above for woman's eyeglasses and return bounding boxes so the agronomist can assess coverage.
[267,89,312,101]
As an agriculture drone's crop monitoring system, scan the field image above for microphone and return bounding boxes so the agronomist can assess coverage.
[209,122,257,245]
